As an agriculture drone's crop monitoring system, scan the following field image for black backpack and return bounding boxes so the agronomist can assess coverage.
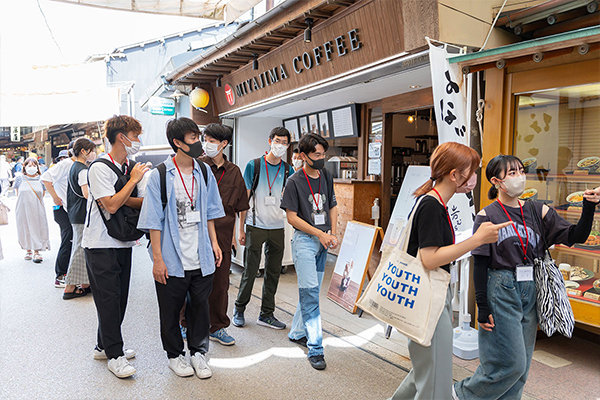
[86,158,145,242]
[248,157,292,225]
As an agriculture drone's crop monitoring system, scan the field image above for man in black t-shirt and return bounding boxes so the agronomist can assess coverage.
[280,133,338,371]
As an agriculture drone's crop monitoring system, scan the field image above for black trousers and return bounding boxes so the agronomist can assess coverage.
[155,268,213,359]
[53,206,73,278]
[85,247,132,360]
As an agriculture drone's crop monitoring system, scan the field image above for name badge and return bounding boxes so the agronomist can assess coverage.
[450,263,458,284]
[516,265,534,282]
[264,196,277,206]
[185,210,201,224]
[314,213,326,225]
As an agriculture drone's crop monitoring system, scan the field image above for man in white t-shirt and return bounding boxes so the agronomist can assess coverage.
[82,115,149,379]
[41,147,74,288]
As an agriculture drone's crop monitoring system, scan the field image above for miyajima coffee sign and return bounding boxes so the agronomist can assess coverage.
[228,29,363,100]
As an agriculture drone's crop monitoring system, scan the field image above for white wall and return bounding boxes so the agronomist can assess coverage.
[234,116,282,171]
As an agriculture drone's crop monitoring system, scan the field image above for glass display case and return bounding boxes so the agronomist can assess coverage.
[513,83,600,327]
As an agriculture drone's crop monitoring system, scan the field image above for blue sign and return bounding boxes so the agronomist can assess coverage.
[149,96,175,116]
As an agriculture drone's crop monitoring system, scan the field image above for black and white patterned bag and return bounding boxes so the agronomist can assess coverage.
[530,201,575,338]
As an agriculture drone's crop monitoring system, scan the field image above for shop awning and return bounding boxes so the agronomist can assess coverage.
[449,26,600,73]
[50,0,262,23]
[166,0,359,86]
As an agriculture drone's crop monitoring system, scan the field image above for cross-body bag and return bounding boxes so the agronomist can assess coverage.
[356,196,451,346]
[529,200,575,338]
[86,158,145,242]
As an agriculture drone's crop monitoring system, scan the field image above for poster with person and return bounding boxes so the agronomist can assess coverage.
[327,221,383,313]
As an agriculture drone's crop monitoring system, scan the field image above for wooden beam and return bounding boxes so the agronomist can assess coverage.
[266,31,297,39]
[305,10,334,19]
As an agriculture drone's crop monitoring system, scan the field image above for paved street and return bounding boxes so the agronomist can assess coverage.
[1,194,598,400]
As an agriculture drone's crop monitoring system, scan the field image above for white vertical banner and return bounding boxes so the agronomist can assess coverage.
[428,41,475,244]
[428,42,468,146]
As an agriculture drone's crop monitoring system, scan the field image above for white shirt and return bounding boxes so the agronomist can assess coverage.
[173,171,201,271]
[82,154,136,249]
[41,158,74,210]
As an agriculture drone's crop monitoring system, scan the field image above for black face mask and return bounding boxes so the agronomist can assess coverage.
[307,155,325,170]
[179,140,204,158]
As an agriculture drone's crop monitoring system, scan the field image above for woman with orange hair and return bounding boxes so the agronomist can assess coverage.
[389,142,510,400]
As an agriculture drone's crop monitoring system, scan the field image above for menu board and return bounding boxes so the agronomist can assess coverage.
[331,105,357,138]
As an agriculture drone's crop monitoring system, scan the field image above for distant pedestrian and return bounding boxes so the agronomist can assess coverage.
[63,138,96,300]
[0,155,11,195]
[41,147,75,288]
[14,158,50,263]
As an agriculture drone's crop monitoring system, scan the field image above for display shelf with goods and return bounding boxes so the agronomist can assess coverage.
[514,82,600,328]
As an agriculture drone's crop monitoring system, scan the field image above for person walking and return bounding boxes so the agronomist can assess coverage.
[138,117,224,379]
[199,123,249,346]
[280,133,339,370]
[453,155,599,400]
[14,158,50,263]
[63,138,96,300]
[387,142,510,400]
[41,147,74,288]
[0,155,12,195]
[82,115,149,379]
[233,127,294,330]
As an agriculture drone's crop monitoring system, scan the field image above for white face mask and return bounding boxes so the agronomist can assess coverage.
[25,166,38,176]
[292,159,303,170]
[270,142,288,159]
[498,175,526,198]
[204,141,222,158]
[123,135,141,156]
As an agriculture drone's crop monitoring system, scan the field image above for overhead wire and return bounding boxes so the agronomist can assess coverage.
[36,0,64,57]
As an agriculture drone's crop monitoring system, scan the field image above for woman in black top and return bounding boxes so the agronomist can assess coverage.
[389,142,511,400]
[453,155,599,400]
[63,138,96,299]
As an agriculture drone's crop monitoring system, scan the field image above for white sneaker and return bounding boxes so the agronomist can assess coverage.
[169,355,194,377]
[190,352,212,379]
[452,384,459,400]
[107,356,136,378]
[93,347,136,360]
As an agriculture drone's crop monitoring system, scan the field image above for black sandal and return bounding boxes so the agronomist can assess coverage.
[63,287,87,300]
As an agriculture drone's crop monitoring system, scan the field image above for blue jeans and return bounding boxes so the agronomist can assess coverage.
[288,230,328,357]
[454,269,538,400]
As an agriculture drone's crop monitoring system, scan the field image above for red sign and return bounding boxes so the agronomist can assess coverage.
[224,84,235,106]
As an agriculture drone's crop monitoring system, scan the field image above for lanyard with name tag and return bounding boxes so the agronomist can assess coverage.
[314,212,326,226]
[516,264,534,282]
[264,196,277,206]
[185,210,201,224]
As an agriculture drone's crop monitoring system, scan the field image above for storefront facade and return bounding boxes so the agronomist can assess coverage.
[452,25,600,331]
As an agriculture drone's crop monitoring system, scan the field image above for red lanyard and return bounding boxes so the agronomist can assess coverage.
[302,168,322,212]
[265,157,282,196]
[108,154,128,172]
[497,200,529,262]
[217,169,226,186]
[173,158,195,210]
[431,188,455,244]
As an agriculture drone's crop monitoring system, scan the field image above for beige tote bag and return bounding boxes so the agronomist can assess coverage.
[356,196,451,346]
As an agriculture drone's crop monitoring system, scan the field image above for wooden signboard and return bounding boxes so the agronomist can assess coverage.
[327,221,384,313]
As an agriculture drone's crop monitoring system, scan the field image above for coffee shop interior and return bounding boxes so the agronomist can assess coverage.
[230,61,439,239]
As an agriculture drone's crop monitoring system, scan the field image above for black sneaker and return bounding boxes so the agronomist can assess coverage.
[257,315,286,330]
[308,355,326,370]
[289,336,308,348]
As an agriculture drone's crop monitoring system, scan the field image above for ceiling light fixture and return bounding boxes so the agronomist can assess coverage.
[216,75,222,87]
[252,54,259,70]
[304,18,314,43]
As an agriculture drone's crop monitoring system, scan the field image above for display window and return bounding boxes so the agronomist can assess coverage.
[513,83,600,314]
